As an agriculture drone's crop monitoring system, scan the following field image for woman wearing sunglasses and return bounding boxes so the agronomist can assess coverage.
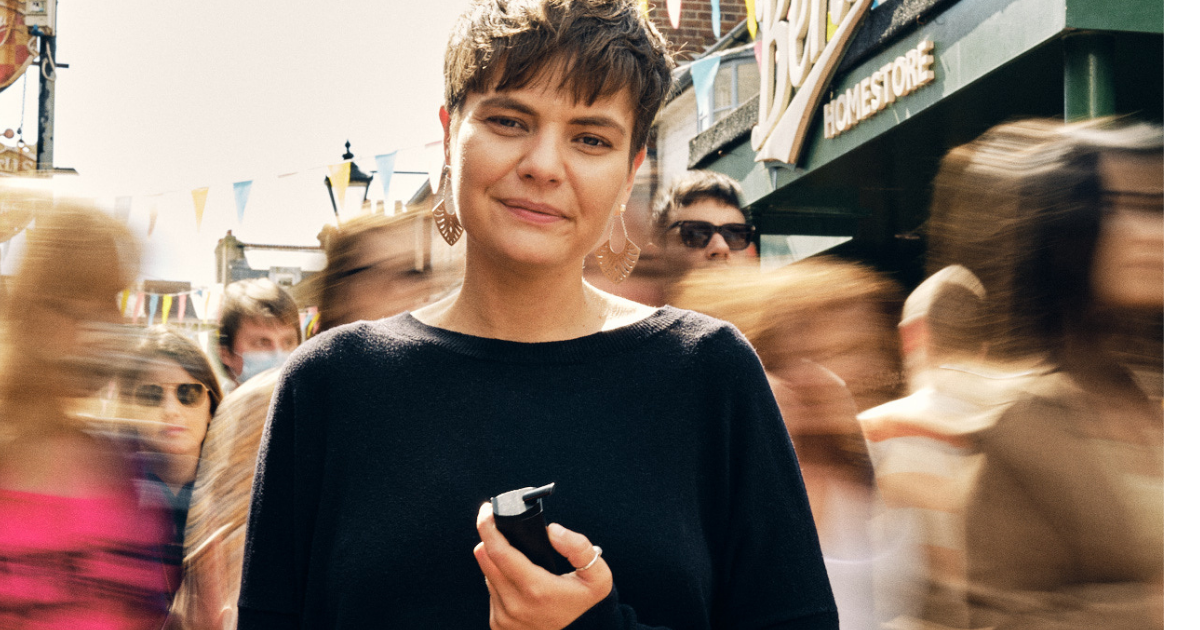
[239,1,835,629]
[124,326,223,591]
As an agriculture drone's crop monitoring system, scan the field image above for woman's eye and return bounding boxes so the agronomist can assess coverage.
[578,135,612,149]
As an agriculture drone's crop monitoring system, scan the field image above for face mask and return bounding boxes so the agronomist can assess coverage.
[239,350,290,384]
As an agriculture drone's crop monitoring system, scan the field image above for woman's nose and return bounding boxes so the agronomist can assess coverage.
[517,134,564,184]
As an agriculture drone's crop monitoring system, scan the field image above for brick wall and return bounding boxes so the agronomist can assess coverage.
[646,0,749,58]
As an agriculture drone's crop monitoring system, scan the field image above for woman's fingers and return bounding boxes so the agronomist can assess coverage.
[548,523,612,586]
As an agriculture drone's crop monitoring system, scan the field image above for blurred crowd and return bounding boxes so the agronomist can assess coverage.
[0,116,1162,629]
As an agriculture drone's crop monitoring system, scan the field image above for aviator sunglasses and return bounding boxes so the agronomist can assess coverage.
[135,382,208,408]
[667,220,756,250]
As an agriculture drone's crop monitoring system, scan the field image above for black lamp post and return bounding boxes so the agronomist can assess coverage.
[324,140,374,217]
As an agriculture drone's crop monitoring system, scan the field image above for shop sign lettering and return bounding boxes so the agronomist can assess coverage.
[823,40,935,138]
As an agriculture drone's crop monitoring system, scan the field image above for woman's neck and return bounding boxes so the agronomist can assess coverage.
[414,253,650,342]
[151,452,199,494]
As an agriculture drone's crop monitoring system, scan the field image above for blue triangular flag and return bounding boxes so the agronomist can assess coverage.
[375,151,397,204]
[233,180,253,224]
[147,294,160,325]
[690,56,722,127]
[711,0,721,38]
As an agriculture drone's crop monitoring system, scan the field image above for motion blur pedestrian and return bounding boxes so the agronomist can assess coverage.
[168,367,279,630]
[216,279,301,392]
[238,1,836,627]
[924,118,1164,629]
[314,211,461,333]
[0,195,176,629]
[674,256,906,630]
[122,325,223,593]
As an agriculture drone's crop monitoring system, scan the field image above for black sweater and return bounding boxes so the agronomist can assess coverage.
[238,307,837,629]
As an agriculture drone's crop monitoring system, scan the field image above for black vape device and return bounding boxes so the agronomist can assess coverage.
[490,483,563,574]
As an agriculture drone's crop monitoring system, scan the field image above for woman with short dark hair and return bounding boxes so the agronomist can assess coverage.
[238,1,837,628]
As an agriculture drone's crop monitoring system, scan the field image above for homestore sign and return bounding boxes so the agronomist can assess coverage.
[751,0,935,163]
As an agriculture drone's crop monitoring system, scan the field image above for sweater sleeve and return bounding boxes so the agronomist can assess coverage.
[566,324,839,630]
[237,362,306,630]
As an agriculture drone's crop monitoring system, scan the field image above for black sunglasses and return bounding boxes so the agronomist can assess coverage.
[667,220,756,250]
[135,383,208,408]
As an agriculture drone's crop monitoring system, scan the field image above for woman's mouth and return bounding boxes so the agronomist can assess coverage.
[502,199,564,225]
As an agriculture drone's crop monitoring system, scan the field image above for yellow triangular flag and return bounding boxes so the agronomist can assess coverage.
[191,187,209,230]
[746,0,757,38]
[638,0,649,19]
[119,289,130,318]
[162,294,173,324]
[827,10,837,42]
[327,162,351,215]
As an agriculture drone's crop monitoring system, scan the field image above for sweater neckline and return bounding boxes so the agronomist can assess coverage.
[392,306,686,364]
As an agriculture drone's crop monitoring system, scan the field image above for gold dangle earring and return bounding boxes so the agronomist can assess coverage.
[593,203,640,284]
[431,165,463,246]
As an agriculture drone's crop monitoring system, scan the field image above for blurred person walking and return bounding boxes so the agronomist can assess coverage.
[238,1,837,628]
[0,198,176,629]
[168,368,280,630]
[674,257,906,630]
[314,211,461,333]
[121,326,224,596]
[924,118,1163,629]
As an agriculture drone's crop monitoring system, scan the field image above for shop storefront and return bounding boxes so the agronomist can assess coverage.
[688,0,1163,287]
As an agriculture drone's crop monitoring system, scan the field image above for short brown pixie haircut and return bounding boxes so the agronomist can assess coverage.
[443,0,675,159]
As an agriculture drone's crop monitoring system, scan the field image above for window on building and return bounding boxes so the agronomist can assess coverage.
[698,55,760,133]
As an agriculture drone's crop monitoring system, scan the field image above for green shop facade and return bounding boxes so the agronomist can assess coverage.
[689,0,1163,288]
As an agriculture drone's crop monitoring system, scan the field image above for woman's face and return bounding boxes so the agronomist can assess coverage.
[1091,151,1164,309]
[441,75,645,273]
[135,360,211,459]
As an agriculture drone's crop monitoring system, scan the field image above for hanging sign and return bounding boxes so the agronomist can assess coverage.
[0,1,37,93]
[0,143,35,174]
[750,0,873,164]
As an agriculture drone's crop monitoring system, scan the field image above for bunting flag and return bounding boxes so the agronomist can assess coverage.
[711,0,721,37]
[667,0,681,28]
[133,292,145,323]
[162,295,173,324]
[119,290,131,318]
[191,188,210,230]
[375,151,397,205]
[746,0,757,38]
[114,196,132,224]
[202,289,212,322]
[754,38,763,67]
[638,0,649,19]
[233,180,253,224]
[307,312,320,339]
[327,162,351,215]
[690,56,722,127]
[148,294,160,327]
[177,293,187,322]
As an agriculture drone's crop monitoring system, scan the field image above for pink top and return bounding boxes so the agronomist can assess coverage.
[0,481,176,629]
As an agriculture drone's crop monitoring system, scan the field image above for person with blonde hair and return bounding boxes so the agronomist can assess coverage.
[673,256,905,630]
[0,197,176,629]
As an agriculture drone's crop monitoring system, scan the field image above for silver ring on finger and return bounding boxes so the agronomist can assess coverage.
[574,545,603,572]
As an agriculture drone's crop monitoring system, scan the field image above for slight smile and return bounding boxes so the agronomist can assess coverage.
[501,199,565,225]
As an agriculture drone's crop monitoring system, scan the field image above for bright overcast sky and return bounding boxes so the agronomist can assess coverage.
[0,0,474,284]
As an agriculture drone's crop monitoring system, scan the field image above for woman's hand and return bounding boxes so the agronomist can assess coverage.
[474,502,612,630]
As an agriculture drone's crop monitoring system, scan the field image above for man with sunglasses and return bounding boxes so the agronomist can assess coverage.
[652,170,758,274]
